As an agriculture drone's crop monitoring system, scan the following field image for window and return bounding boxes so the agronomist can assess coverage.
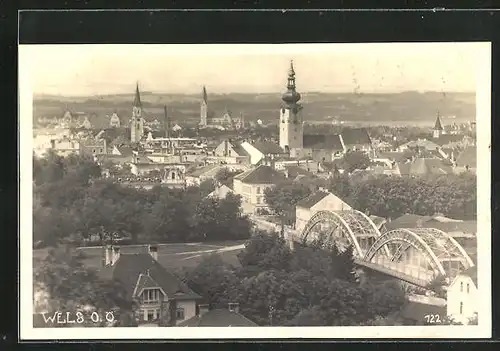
[459,302,463,315]
[256,197,261,204]
[142,289,161,304]
[256,187,261,194]
[460,282,463,292]
[100,149,103,153]
[229,150,232,156]
[176,308,185,320]
[147,309,155,321]
[171,172,176,180]
[467,283,470,293]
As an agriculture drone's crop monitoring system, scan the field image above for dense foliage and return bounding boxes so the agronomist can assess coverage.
[33,246,136,327]
[181,231,407,326]
[344,173,477,220]
[33,152,252,247]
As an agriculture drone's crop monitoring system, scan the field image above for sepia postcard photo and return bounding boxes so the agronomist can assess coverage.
[19,43,491,339]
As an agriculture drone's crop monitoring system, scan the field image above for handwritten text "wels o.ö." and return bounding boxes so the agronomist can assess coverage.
[40,311,115,325]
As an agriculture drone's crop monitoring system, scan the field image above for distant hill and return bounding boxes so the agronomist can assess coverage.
[33,91,475,127]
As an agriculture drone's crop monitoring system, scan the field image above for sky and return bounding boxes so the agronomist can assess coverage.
[20,43,486,96]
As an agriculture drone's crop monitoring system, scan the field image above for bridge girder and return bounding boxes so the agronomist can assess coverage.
[364,227,474,278]
[300,210,387,258]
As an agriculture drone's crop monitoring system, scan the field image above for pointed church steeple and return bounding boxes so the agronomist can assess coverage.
[434,112,443,131]
[433,112,443,139]
[164,105,169,138]
[202,85,208,103]
[134,82,142,107]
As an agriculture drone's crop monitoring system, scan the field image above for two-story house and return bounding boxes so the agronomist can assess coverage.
[103,245,202,326]
[233,165,286,214]
[295,189,352,233]
[446,266,478,325]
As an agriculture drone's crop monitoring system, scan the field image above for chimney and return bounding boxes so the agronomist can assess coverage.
[104,245,113,266]
[112,246,120,265]
[198,304,210,317]
[149,245,158,261]
[228,302,240,314]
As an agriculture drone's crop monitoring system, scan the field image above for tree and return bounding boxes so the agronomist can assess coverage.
[264,180,312,227]
[198,179,215,197]
[33,246,136,327]
[341,151,370,173]
[182,254,239,308]
[336,245,357,283]
[214,167,243,187]
[237,231,292,273]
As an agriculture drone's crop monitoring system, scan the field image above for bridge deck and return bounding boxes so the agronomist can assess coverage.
[354,259,430,287]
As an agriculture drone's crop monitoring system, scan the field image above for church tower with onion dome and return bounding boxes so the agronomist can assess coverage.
[279,60,303,153]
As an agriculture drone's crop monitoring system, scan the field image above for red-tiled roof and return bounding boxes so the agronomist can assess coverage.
[112,253,201,301]
[178,309,257,327]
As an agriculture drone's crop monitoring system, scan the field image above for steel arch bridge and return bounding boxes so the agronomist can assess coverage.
[298,210,475,287]
[300,210,391,257]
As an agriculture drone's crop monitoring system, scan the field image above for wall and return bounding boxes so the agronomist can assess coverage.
[175,300,197,325]
[240,142,264,165]
[446,276,478,325]
[311,193,351,213]
[295,206,311,233]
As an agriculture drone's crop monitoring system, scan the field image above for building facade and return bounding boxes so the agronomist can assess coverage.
[130,83,145,143]
[279,61,304,154]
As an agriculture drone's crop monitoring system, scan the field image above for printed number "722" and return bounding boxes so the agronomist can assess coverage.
[424,314,442,324]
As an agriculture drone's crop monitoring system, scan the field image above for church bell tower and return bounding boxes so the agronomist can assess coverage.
[130,82,144,143]
[200,86,208,127]
[279,61,303,153]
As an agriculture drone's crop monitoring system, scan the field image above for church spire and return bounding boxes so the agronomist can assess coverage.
[434,111,443,131]
[134,81,142,107]
[164,105,169,138]
[282,60,301,106]
[202,85,208,103]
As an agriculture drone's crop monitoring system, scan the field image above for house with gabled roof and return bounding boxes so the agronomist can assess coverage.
[446,266,478,325]
[233,165,286,214]
[295,189,351,232]
[240,140,287,165]
[340,128,372,153]
[213,139,251,165]
[101,245,201,326]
